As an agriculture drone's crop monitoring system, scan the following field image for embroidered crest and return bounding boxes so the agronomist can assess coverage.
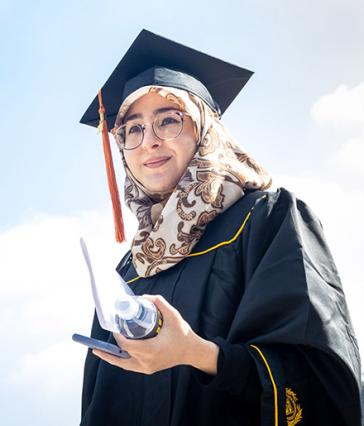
[286,387,303,425]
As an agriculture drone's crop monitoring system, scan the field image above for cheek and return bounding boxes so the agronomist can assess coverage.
[180,138,197,166]
[123,151,139,175]
[178,121,198,165]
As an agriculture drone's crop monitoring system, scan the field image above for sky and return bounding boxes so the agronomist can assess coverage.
[0,0,363,424]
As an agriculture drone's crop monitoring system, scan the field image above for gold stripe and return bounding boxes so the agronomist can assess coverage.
[127,276,141,284]
[188,195,265,257]
[250,344,278,426]
[126,195,266,283]
[187,211,252,257]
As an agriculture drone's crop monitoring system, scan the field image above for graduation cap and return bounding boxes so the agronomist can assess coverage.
[80,29,253,243]
[80,29,253,130]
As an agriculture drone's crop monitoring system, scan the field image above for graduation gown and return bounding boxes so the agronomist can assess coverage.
[80,188,362,426]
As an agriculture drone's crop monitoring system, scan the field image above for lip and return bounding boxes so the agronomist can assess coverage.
[144,156,171,168]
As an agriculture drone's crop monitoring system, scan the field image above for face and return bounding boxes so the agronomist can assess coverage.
[121,93,197,193]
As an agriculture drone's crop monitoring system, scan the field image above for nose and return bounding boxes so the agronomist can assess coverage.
[141,125,161,150]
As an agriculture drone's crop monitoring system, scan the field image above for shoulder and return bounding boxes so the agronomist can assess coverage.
[220,187,307,220]
[241,187,321,234]
[209,187,310,235]
[193,187,321,254]
[192,188,302,253]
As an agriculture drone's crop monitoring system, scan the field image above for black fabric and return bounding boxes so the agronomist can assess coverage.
[80,188,362,426]
[79,29,253,130]
[193,336,254,394]
[123,66,218,114]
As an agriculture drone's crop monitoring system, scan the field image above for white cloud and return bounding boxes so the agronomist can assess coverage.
[0,207,138,424]
[328,136,364,175]
[8,339,84,391]
[311,82,364,129]
[310,82,364,179]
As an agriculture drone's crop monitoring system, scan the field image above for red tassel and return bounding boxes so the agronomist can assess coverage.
[98,89,125,243]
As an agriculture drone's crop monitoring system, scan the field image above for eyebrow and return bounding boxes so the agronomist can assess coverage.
[123,107,181,123]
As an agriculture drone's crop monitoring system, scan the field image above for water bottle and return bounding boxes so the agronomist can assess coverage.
[114,294,163,339]
[79,237,163,339]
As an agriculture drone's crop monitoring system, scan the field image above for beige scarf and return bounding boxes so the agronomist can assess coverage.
[114,86,272,277]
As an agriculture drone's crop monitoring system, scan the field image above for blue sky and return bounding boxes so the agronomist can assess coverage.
[0,1,363,424]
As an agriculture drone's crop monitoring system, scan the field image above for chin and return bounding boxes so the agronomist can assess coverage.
[144,180,177,194]
[146,185,174,194]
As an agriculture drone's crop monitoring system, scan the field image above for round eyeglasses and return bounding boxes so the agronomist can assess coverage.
[114,110,190,150]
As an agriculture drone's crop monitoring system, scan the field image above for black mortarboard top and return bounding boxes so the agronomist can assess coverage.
[80,29,253,130]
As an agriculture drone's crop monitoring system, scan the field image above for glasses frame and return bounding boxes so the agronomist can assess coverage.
[113,110,191,151]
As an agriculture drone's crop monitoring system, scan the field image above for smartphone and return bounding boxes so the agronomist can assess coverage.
[72,333,130,358]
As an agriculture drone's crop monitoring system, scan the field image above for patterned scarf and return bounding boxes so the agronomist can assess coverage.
[114,86,272,277]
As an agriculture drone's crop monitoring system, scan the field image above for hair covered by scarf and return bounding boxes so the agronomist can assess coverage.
[114,86,272,277]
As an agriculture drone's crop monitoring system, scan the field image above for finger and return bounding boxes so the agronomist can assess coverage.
[92,349,124,365]
[113,332,156,354]
[92,349,133,369]
[113,332,129,348]
[92,349,150,374]
[143,294,178,318]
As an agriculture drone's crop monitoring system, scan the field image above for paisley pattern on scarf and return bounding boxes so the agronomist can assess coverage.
[113,86,272,277]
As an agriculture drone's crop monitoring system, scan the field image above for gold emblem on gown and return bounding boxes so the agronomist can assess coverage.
[286,387,303,425]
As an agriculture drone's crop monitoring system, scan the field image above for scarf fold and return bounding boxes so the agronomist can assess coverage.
[114,86,272,277]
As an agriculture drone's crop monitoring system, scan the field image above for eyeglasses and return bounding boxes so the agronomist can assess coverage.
[114,110,190,150]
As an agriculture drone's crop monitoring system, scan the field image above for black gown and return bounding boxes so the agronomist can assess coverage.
[80,188,362,426]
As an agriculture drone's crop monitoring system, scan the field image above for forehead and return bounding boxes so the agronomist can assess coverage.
[126,92,182,117]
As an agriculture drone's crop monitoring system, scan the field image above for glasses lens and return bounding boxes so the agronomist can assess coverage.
[117,123,143,150]
[115,111,185,150]
[153,111,183,140]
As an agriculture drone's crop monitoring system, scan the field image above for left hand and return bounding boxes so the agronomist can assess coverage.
[92,294,219,375]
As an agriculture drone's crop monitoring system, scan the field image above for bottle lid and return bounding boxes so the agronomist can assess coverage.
[115,295,139,320]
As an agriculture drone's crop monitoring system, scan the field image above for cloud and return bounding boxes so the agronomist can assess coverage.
[8,339,84,391]
[311,82,364,129]
[328,136,364,176]
[310,82,364,180]
[0,207,137,425]
[0,209,137,343]
[3,340,87,426]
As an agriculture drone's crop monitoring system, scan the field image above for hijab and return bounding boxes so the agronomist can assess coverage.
[114,86,272,277]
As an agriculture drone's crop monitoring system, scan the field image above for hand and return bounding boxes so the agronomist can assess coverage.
[92,294,219,375]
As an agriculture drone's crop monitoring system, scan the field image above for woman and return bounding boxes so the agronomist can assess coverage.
[79,30,362,425]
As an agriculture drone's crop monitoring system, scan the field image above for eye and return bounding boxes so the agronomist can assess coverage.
[160,114,181,127]
[128,124,142,134]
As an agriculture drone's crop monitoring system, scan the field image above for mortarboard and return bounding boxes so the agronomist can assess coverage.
[80,29,253,130]
[80,29,253,243]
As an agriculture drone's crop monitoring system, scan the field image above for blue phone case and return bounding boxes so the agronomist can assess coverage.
[72,333,130,358]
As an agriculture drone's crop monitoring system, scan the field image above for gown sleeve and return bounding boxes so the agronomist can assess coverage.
[196,188,362,425]
[193,336,259,395]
